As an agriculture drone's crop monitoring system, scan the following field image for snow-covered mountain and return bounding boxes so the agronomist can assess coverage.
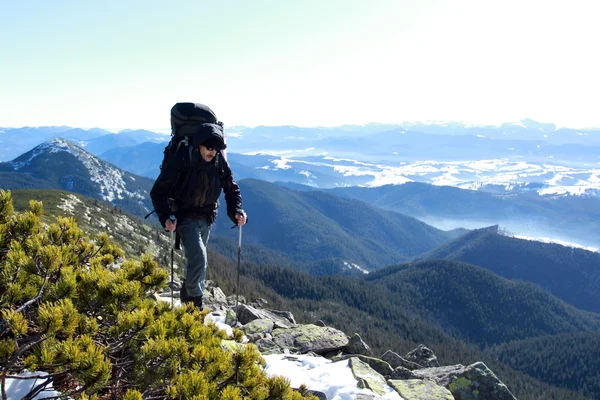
[0,138,155,218]
[228,154,600,197]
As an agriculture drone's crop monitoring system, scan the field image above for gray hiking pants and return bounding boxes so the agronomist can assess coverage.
[177,218,211,298]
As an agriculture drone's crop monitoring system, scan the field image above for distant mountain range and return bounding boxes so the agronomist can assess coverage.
[1,137,598,265]
[326,182,600,251]
[2,122,599,198]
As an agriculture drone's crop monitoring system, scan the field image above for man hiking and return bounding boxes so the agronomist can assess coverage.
[150,105,247,310]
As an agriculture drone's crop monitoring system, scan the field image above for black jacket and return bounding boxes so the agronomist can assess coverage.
[150,125,242,227]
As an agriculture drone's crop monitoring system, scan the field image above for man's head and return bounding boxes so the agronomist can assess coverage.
[199,136,224,162]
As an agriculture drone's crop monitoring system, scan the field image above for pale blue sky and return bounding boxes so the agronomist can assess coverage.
[1,0,599,131]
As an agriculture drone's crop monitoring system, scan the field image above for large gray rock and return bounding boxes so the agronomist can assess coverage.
[355,394,386,399]
[381,350,424,370]
[412,362,517,400]
[349,357,389,396]
[345,333,373,356]
[307,390,327,400]
[226,294,246,306]
[269,310,297,325]
[332,354,394,377]
[390,366,420,380]
[254,338,282,355]
[388,379,454,400]
[272,324,349,354]
[203,283,229,311]
[236,304,296,329]
[405,344,440,368]
[242,318,274,335]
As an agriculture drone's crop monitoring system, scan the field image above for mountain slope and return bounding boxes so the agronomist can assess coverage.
[7,188,594,400]
[364,260,600,345]
[489,331,600,399]
[415,226,600,313]
[0,138,155,219]
[212,179,461,270]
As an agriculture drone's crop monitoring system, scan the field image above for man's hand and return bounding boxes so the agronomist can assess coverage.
[235,211,247,226]
[165,218,177,232]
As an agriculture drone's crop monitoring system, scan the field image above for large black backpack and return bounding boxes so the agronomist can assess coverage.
[160,102,222,170]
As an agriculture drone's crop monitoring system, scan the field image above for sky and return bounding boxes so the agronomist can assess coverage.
[1,0,600,131]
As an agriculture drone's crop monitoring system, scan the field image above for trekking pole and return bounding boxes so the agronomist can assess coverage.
[235,224,242,324]
[169,215,176,308]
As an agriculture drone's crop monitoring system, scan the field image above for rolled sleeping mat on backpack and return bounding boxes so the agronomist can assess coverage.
[171,103,218,136]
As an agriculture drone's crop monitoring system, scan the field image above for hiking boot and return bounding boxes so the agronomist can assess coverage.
[181,295,203,311]
[179,280,188,301]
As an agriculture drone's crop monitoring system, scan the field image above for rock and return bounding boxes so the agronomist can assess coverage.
[306,390,327,400]
[405,344,440,368]
[250,298,268,308]
[227,294,246,306]
[236,304,296,329]
[245,333,263,342]
[242,318,274,335]
[167,281,181,291]
[225,309,237,326]
[207,286,228,302]
[220,340,247,353]
[255,338,282,355]
[381,350,424,370]
[205,280,219,289]
[390,366,420,380]
[272,324,349,355]
[332,354,394,377]
[355,394,385,400]
[349,357,389,396]
[388,379,454,400]
[345,333,373,356]
[269,310,297,325]
[412,362,517,400]
[202,286,230,311]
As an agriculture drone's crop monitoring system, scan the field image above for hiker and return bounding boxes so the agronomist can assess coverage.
[150,107,247,310]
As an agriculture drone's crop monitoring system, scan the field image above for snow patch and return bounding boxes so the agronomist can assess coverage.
[263,354,401,399]
[4,371,62,399]
[510,234,599,252]
[343,261,369,274]
[57,193,83,214]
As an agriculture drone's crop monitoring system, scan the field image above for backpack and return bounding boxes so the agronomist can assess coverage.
[145,103,223,221]
[160,102,223,171]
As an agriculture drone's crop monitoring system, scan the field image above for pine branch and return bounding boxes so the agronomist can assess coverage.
[6,371,68,381]
[1,335,46,373]
[0,274,48,336]
[16,273,48,313]
[106,329,144,353]
[22,377,51,400]
[1,370,7,400]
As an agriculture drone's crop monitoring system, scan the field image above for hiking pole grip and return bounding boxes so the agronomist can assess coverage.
[169,215,176,308]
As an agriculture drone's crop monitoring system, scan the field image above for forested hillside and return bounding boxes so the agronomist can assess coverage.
[6,189,598,400]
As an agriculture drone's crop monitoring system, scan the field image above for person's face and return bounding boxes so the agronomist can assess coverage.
[199,144,217,162]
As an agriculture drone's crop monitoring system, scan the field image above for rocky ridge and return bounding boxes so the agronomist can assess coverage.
[158,281,517,400]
